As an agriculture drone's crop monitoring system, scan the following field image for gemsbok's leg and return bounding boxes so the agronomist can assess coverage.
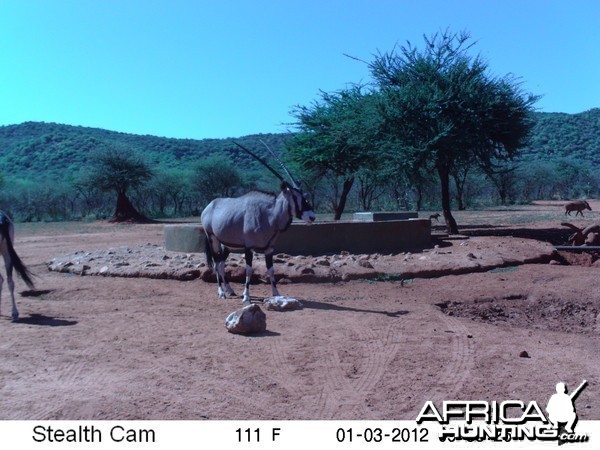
[214,259,227,299]
[215,255,236,299]
[242,249,253,304]
[2,254,18,321]
[265,252,280,297]
[8,274,18,321]
[0,271,3,317]
[208,237,227,299]
[208,238,236,299]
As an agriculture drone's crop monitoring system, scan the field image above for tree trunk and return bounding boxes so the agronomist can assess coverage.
[415,183,423,211]
[438,167,459,234]
[455,180,466,210]
[498,187,507,205]
[333,177,354,220]
[110,190,151,223]
[452,169,468,211]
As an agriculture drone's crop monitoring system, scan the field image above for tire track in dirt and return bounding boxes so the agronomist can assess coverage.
[265,309,474,420]
[266,338,324,418]
[353,325,400,393]
[426,312,475,404]
[25,402,65,421]
[316,310,475,419]
[205,384,276,419]
[25,358,124,420]
[25,360,91,420]
[265,323,400,419]
[315,323,403,419]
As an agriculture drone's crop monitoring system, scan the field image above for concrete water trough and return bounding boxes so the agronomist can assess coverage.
[353,211,419,221]
[164,215,431,256]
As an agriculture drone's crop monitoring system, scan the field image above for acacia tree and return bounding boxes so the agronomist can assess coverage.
[88,146,153,222]
[369,30,539,233]
[191,153,244,207]
[289,85,382,220]
[150,169,193,216]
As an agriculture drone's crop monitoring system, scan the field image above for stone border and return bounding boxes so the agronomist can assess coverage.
[47,236,556,283]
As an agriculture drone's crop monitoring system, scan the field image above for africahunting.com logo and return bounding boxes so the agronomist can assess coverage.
[416,380,589,444]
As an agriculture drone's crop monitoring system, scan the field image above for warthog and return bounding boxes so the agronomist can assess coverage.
[564,200,591,217]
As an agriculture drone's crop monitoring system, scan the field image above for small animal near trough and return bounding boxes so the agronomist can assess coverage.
[164,218,431,256]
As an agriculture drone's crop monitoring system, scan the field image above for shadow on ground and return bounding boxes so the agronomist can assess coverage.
[14,314,78,327]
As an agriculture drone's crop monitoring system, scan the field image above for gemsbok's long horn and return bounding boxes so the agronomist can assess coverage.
[232,141,285,183]
[259,139,300,188]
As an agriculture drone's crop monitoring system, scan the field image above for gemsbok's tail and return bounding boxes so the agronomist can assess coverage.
[204,233,215,270]
[0,215,35,289]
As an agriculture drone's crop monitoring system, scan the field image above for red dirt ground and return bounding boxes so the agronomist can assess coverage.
[0,201,598,420]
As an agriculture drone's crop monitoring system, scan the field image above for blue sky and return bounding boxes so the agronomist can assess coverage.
[1,0,598,140]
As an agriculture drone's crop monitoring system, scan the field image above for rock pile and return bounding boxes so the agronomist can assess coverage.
[46,236,556,283]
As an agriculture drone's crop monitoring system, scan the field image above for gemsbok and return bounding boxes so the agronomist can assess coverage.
[201,142,315,304]
[1,210,35,321]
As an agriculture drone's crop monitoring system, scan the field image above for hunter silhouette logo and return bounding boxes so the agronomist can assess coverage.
[546,380,588,443]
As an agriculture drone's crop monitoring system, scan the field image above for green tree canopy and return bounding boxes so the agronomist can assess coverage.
[369,30,539,232]
[88,145,153,222]
[289,85,382,219]
[191,153,244,206]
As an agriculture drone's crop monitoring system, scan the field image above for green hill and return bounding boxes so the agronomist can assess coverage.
[523,108,600,164]
[0,109,598,221]
[0,121,289,181]
[2,109,599,182]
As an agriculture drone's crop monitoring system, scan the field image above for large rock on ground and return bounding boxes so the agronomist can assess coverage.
[225,304,267,334]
